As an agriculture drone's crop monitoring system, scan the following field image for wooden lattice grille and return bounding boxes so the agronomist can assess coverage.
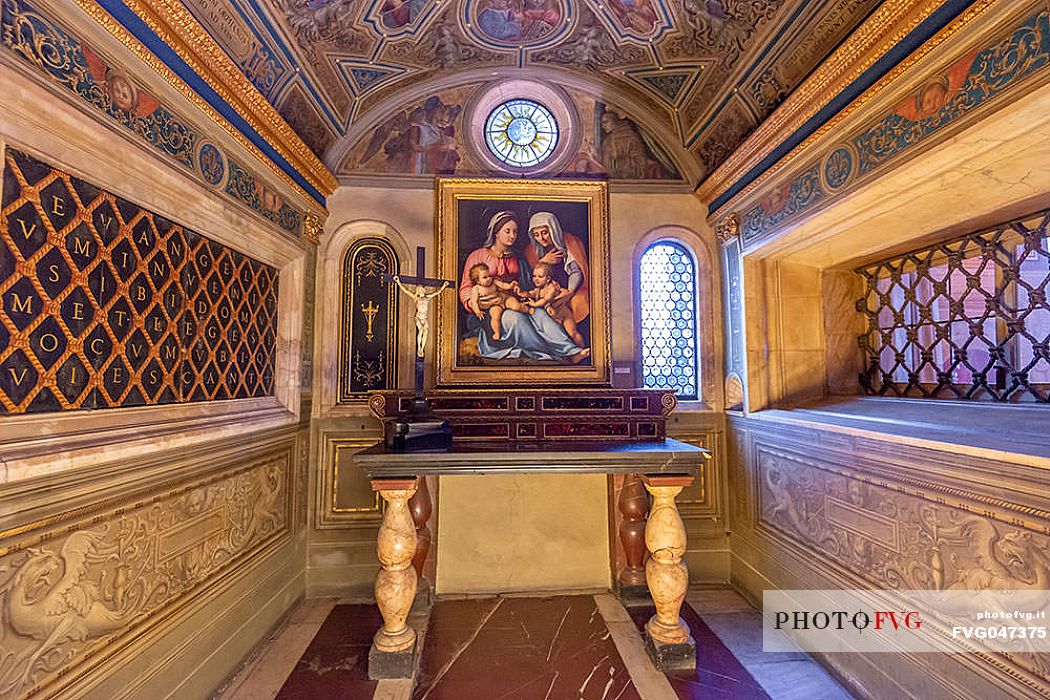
[858,210,1050,402]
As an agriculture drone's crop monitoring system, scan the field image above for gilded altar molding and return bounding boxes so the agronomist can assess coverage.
[0,435,296,700]
[70,0,337,203]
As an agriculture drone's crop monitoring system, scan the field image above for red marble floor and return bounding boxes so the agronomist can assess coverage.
[628,604,771,700]
[413,595,640,700]
[272,594,773,700]
[275,603,380,700]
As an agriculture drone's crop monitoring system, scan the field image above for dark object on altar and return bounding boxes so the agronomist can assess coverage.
[385,398,453,452]
[370,387,677,444]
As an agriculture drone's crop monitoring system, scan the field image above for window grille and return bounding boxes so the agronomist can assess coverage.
[640,241,699,400]
[858,210,1050,402]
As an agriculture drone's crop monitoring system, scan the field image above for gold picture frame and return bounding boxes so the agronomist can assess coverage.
[434,178,611,387]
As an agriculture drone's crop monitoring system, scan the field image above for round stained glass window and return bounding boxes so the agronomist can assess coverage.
[484,99,558,169]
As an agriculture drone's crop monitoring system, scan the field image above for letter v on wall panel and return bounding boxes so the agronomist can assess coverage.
[0,147,279,413]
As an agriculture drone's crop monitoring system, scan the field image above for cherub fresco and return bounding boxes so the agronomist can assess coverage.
[893,49,978,121]
[361,95,462,174]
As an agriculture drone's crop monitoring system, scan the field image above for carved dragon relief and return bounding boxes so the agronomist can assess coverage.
[0,457,289,698]
[753,443,1050,684]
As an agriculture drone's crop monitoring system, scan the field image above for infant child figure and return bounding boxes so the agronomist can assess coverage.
[522,263,586,347]
[468,263,527,341]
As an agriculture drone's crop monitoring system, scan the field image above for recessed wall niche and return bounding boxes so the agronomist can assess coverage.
[0,147,279,414]
[338,237,400,402]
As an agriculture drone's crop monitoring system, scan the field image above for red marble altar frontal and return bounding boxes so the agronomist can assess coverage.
[414,595,640,699]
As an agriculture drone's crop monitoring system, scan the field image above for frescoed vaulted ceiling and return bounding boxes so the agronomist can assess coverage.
[177,0,881,184]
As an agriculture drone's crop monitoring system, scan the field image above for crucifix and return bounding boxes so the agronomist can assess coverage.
[361,300,380,342]
[381,246,455,451]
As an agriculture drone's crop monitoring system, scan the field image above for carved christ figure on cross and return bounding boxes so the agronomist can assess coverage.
[383,247,454,361]
[393,275,448,358]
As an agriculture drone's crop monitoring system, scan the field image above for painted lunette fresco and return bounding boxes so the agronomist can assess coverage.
[0,0,306,235]
[718,6,1050,247]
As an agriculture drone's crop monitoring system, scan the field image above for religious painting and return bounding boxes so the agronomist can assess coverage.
[434,179,611,387]
[465,0,570,49]
[562,100,681,180]
[358,93,464,174]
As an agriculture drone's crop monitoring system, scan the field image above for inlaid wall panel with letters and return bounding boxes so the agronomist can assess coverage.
[0,147,278,414]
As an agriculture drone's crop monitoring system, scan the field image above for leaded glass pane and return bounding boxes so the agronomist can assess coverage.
[640,242,699,399]
[484,99,558,168]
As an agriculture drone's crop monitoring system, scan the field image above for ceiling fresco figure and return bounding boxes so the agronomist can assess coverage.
[605,0,659,36]
[379,0,426,29]
[471,0,564,46]
[181,0,884,180]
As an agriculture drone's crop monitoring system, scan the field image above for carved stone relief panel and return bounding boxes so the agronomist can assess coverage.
[752,438,1050,689]
[0,444,294,699]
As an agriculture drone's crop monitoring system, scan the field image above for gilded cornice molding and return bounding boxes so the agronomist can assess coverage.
[72,0,337,202]
[697,0,996,209]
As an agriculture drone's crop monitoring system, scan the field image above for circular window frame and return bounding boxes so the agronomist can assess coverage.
[465,80,579,175]
[484,99,559,169]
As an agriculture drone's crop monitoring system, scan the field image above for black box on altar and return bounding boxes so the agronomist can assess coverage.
[383,397,453,452]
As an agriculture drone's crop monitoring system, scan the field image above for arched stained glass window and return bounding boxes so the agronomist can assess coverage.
[484,99,558,168]
[640,241,699,400]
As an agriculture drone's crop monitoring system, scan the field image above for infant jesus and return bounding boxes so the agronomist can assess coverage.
[521,263,586,347]
[468,263,528,340]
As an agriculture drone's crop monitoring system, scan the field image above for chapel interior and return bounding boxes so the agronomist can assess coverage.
[2,0,1049,698]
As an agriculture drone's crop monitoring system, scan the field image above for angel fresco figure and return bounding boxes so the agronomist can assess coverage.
[393,276,450,357]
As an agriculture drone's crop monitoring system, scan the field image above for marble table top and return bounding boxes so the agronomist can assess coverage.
[353,438,708,479]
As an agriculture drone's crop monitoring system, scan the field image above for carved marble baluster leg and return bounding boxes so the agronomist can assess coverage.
[642,475,696,672]
[409,476,433,607]
[368,479,419,679]
[617,474,650,605]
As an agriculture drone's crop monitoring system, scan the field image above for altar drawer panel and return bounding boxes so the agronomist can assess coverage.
[542,421,631,438]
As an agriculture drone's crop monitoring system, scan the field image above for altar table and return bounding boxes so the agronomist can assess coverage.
[354,438,708,678]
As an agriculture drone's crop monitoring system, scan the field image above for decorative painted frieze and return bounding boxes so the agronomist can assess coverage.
[0,0,306,235]
[725,6,1050,247]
